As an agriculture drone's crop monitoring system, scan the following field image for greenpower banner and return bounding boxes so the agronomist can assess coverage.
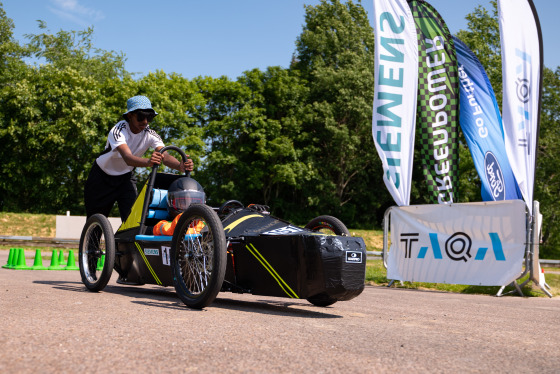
[407,0,459,204]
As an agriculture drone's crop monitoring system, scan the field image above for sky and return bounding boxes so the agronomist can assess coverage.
[3,0,559,80]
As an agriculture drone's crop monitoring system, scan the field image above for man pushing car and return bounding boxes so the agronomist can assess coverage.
[84,95,194,221]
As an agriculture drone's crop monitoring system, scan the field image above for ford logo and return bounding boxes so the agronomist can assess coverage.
[484,152,505,200]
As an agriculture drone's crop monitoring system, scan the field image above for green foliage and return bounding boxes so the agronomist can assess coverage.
[535,67,560,258]
[0,18,128,213]
[456,0,502,104]
[192,69,311,215]
[0,0,558,257]
[291,0,388,225]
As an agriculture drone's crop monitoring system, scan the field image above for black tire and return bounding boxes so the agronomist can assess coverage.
[304,215,350,307]
[171,204,227,309]
[304,215,350,236]
[217,200,244,219]
[307,293,338,307]
[78,214,115,292]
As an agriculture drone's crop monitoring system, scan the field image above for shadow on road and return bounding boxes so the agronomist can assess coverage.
[211,297,342,319]
[33,279,342,318]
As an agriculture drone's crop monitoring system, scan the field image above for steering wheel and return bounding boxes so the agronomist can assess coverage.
[139,145,191,235]
[155,145,190,177]
[217,200,244,218]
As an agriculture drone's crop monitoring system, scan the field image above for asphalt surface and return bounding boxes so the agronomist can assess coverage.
[1,250,559,373]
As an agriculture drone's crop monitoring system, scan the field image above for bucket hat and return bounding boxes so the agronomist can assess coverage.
[123,95,158,116]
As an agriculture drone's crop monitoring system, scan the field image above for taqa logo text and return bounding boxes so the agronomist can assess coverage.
[400,232,506,263]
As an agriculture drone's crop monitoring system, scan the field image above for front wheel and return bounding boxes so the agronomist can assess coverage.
[171,204,227,309]
[78,214,115,292]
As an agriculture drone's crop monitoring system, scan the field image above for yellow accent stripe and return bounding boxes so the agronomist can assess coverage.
[246,243,299,299]
[223,214,262,233]
[118,183,148,232]
[135,242,162,285]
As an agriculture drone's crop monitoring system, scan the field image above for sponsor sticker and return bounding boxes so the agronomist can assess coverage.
[162,246,170,266]
[262,225,305,236]
[484,152,506,200]
[144,248,159,256]
[345,251,363,264]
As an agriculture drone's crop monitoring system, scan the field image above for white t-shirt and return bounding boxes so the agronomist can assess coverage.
[96,120,165,176]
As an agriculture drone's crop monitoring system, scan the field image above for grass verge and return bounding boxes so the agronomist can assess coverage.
[366,259,559,297]
[0,212,557,297]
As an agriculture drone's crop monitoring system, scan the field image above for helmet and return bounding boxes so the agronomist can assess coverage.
[167,177,206,218]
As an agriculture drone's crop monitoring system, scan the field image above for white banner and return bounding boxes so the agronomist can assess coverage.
[498,0,543,214]
[372,0,418,206]
[387,200,527,286]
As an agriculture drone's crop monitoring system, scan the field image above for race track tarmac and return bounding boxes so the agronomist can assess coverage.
[1,250,559,373]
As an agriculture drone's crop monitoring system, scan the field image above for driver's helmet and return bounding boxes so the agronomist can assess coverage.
[167,177,206,218]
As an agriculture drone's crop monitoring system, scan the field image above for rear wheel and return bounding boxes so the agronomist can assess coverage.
[304,215,350,307]
[304,215,350,236]
[171,204,226,309]
[217,199,244,219]
[78,214,115,292]
[307,293,338,307]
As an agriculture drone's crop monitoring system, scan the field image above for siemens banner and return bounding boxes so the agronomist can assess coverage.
[498,0,543,213]
[453,36,522,201]
[372,0,418,206]
[387,200,526,286]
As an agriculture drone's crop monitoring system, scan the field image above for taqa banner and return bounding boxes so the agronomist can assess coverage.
[498,0,543,214]
[372,0,418,206]
[453,36,522,201]
[387,200,527,286]
[407,0,459,204]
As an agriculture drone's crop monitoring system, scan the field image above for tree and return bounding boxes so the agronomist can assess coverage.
[192,69,310,214]
[0,20,129,213]
[456,1,560,258]
[291,0,388,225]
[535,67,560,258]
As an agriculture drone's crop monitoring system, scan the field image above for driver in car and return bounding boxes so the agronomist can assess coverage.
[84,95,194,221]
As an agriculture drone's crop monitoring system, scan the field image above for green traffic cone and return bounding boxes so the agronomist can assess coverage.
[13,248,31,270]
[11,248,20,269]
[57,250,65,269]
[64,250,79,270]
[31,249,48,270]
[48,249,61,270]
[96,254,105,271]
[2,248,15,269]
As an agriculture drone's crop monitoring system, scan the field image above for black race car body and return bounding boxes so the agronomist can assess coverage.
[79,147,367,309]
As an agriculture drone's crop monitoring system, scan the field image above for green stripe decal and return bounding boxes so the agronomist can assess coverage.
[135,242,162,286]
[245,243,299,299]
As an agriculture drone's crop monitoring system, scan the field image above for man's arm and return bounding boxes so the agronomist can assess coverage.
[116,144,162,167]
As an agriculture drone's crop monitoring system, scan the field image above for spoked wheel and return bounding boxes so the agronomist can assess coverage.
[171,204,226,309]
[304,215,351,307]
[78,214,115,292]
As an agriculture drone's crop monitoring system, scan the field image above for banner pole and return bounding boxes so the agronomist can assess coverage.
[530,201,552,297]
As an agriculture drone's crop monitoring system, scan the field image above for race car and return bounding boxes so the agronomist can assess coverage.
[79,146,367,309]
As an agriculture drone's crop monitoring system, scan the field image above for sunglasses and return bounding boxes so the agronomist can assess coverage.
[134,110,156,123]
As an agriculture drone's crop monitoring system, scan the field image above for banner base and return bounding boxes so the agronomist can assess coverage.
[496,281,524,297]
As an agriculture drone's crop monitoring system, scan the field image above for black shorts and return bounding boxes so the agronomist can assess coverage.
[84,161,137,221]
